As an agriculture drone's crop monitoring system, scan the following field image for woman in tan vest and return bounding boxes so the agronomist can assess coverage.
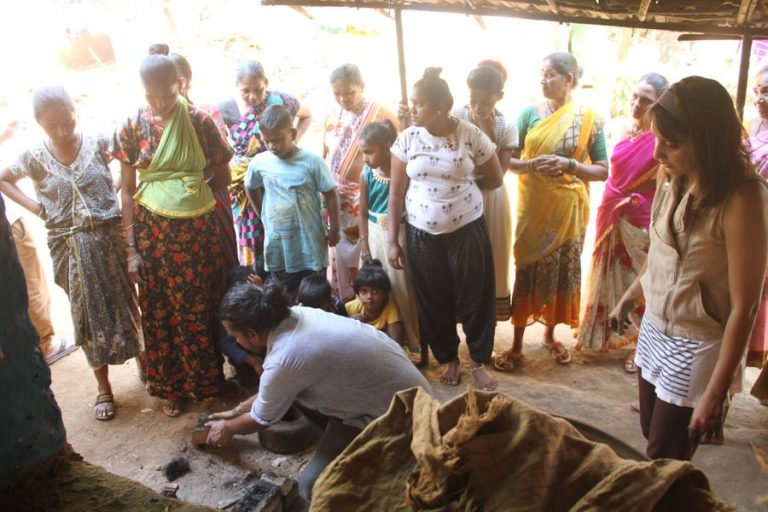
[610,76,768,460]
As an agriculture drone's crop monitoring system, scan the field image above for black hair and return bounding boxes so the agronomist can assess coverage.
[297,275,333,309]
[236,60,266,83]
[639,72,669,97]
[169,53,192,83]
[543,52,583,87]
[148,43,169,55]
[467,64,505,94]
[359,120,397,147]
[330,63,364,86]
[259,105,293,132]
[219,281,291,333]
[353,259,391,295]
[32,85,74,120]
[226,265,257,289]
[414,67,453,111]
[139,54,178,89]
[649,76,754,208]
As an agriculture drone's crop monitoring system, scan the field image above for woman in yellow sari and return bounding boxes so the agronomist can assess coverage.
[495,52,608,371]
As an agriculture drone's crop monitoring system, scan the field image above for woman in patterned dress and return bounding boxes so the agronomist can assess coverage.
[0,86,143,421]
[324,63,400,301]
[452,60,518,321]
[576,74,668,372]
[112,55,233,417]
[218,60,311,274]
[494,52,609,372]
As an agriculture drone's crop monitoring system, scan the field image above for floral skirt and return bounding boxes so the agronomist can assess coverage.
[511,237,583,328]
[135,205,225,401]
[576,217,649,351]
[213,188,239,270]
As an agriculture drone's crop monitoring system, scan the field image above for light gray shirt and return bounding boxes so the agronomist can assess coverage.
[250,306,431,429]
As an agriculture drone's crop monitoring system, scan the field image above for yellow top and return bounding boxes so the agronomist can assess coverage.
[346,296,402,331]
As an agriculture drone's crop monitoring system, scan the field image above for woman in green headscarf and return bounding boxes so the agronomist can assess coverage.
[112,54,234,417]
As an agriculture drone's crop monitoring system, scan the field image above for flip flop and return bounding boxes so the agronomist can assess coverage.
[493,351,523,373]
[45,338,78,365]
[543,341,571,365]
[623,350,638,374]
[94,393,115,421]
[162,399,184,418]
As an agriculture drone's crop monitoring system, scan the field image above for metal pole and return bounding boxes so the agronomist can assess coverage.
[736,35,753,120]
[395,7,408,125]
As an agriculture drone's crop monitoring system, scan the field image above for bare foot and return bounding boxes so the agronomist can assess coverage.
[471,364,497,391]
[440,359,461,386]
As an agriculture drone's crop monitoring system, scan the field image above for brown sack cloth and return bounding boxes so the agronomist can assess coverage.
[311,387,732,511]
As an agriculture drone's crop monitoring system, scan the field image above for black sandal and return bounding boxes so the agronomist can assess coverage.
[94,393,115,421]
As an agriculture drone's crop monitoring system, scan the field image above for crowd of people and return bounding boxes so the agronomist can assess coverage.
[1,44,767,490]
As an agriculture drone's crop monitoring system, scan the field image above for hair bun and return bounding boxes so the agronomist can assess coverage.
[577,67,584,79]
[423,67,443,80]
[148,43,170,56]
[364,258,384,268]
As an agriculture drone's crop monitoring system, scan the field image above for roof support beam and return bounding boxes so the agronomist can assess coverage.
[395,7,409,124]
[736,35,753,119]
[262,0,768,37]
[737,0,759,26]
[637,0,652,22]
[544,0,559,15]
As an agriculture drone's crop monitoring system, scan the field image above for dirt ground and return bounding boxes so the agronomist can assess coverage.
[48,320,768,511]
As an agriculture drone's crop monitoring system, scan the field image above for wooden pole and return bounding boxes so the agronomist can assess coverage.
[736,35,753,120]
[395,7,409,125]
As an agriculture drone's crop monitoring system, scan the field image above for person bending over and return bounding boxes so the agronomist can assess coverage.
[206,281,430,499]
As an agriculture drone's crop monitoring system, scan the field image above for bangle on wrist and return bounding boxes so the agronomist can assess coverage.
[37,205,46,220]
[567,158,576,173]
[526,160,536,173]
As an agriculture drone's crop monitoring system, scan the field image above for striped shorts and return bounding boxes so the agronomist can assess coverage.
[635,317,740,407]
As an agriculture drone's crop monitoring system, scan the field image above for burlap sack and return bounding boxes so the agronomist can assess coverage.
[311,387,730,511]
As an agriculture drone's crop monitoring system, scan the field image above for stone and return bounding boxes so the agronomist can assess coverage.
[260,472,298,510]
[160,482,179,498]
[162,456,190,482]
[232,480,282,512]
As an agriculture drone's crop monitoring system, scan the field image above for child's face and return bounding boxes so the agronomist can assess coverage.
[359,140,389,169]
[238,75,268,109]
[358,286,386,315]
[261,127,297,158]
[469,88,502,120]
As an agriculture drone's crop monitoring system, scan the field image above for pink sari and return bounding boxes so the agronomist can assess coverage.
[594,132,657,250]
[748,134,768,367]
[577,131,657,350]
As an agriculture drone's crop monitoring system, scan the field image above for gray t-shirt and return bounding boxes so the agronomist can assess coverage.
[250,306,431,429]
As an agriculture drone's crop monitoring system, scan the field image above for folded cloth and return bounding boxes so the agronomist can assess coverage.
[311,387,730,511]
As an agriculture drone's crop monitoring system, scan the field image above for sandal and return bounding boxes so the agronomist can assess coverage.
[623,350,638,374]
[94,393,116,421]
[493,350,523,373]
[543,341,571,365]
[162,399,184,418]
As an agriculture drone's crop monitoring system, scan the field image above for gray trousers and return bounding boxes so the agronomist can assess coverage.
[297,408,362,500]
